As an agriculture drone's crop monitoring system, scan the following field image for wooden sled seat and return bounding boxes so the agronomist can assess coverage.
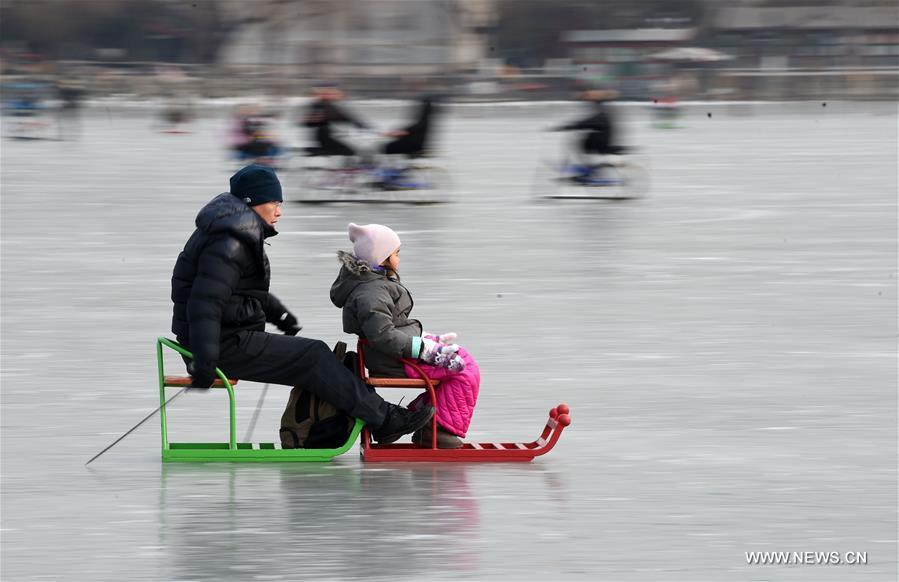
[163,375,239,388]
[350,340,441,389]
[365,377,440,388]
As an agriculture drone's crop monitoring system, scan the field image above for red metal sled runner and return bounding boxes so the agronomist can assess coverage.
[355,341,571,462]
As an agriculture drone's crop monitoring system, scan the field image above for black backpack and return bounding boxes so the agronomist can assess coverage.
[278,343,356,449]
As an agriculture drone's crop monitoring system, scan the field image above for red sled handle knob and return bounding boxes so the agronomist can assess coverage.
[549,404,571,426]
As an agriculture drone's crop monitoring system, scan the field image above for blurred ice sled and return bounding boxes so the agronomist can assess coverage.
[533,146,650,200]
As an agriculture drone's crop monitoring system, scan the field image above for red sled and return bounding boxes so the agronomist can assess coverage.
[354,341,571,462]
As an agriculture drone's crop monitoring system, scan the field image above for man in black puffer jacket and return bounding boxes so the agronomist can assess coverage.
[171,164,433,443]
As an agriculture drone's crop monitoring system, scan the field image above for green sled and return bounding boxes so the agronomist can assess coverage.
[157,337,364,462]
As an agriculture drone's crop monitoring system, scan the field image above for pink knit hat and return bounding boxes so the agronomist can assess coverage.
[348,223,401,267]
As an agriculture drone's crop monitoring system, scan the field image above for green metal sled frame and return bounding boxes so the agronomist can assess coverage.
[157,337,363,462]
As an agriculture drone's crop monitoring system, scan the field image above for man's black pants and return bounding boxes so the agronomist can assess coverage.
[213,331,388,427]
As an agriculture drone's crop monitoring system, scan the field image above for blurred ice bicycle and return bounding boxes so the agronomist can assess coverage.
[532,139,650,200]
[287,131,451,204]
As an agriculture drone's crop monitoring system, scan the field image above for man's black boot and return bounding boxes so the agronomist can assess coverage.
[371,404,435,444]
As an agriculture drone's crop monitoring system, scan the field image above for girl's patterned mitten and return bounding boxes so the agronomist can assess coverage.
[419,337,465,372]
[423,332,458,345]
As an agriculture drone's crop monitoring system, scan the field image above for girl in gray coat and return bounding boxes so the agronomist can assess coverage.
[330,223,480,448]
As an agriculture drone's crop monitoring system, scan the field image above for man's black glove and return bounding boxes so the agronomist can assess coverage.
[188,362,215,389]
[276,311,302,336]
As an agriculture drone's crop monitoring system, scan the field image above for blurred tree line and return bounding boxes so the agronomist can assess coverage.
[2,0,708,69]
[0,0,231,62]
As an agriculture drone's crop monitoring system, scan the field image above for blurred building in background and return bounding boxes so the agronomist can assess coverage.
[0,0,896,101]
[216,0,497,96]
[710,0,899,99]
[219,0,493,73]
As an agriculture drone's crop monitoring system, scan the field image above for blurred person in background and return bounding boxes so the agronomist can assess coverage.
[5,80,52,139]
[551,89,619,155]
[650,76,684,130]
[160,93,194,134]
[55,78,84,140]
[651,95,681,130]
[549,89,621,181]
[374,93,442,190]
[155,66,194,134]
[227,104,283,165]
[382,94,440,158]
[302,83,372,163]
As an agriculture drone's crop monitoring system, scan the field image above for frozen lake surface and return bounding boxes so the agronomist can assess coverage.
[2,102,896,581]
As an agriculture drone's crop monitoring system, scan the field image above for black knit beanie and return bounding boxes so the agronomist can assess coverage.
[230,164,283,206]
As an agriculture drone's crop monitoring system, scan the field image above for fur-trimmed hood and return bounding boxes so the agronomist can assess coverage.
[330,250,397,308]
[335,249,379,276]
